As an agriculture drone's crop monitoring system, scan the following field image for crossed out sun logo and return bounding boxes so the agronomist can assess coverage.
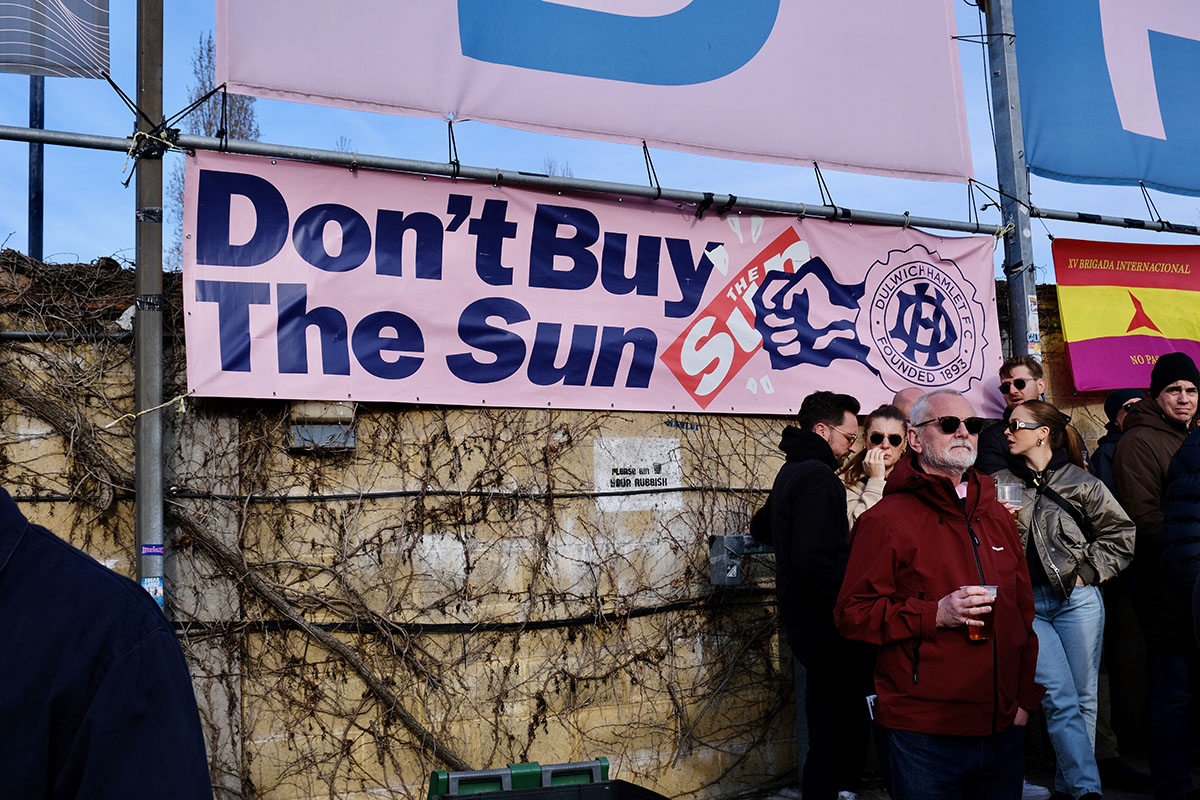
[856,245,988,393]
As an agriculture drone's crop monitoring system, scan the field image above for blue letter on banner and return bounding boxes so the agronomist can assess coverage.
[457,0,779,86]
[1015,0,1200,195]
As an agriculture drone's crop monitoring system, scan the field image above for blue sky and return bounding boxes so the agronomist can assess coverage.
[1,1,1198,278]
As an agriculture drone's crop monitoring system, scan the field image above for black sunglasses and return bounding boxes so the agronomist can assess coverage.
[914,416,987,435]
[999,378,1030,393]
[1006,419,1042,434]
[869,432,905,447]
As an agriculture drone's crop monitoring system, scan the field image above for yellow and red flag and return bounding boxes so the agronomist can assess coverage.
[1054,239,1200,391]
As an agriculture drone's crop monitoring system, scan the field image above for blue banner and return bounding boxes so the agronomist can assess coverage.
[1015,0,1200,196]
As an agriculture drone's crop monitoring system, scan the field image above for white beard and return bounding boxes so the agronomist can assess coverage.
[921,440,977,474]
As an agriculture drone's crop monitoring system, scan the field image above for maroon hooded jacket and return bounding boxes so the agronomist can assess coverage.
[834,455,1044,736]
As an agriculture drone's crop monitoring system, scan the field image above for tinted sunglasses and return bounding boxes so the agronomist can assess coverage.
[869,433,905,447]
[914,416,987,435]
[1006,420,1042,434]
[999,378,1029,393]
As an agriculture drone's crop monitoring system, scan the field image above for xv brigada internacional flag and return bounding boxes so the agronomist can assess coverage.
[1014,0,1200,196]
[1053,239,1200,392]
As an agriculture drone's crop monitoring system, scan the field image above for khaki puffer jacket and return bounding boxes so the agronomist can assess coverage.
[994,461,1136,601]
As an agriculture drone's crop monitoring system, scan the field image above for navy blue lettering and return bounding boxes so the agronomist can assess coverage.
[351,311,425,380]
[527,323,596,386]
[591,326,657,388]
[195,280,271,372]
[446,298,530,383]
[375,210,444,280]
[196,170,288,267]
[292,204,371,273]
[469,199,519,286]
[664,238,719,318]
[529,204,599,290]
[600,233,660,296]
[276,283,350,375]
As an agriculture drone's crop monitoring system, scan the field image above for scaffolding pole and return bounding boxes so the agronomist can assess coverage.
[2,124,1197,241]
[134,0,165,607]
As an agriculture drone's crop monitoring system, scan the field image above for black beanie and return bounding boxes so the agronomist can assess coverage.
[1104,388,1146,424]
[1150,352,1200,399]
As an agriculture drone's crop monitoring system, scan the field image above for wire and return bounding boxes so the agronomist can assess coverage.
[642,139,661,200]
[103,391,187,429]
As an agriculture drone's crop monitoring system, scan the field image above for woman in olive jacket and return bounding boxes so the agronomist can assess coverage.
[994,400,1135,800]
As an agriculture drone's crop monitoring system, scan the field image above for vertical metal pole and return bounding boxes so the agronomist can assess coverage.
[135,0,165,607]
[28,76,44,262]
[985,0,1041,359]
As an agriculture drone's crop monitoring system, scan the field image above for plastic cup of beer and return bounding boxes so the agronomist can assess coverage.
[960,584,998,642]
[995,483,1025,522]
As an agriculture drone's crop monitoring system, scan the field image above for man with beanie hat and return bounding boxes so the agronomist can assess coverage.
[1113,351,1200,800]
[1091,388,1145,492]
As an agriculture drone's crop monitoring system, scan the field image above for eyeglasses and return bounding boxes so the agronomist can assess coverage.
[828,424,858,446]
[1121,400,1140,411]
[999,378,1029,393]
[869,432,905,447]
[1006,419,1042,434]
[914,416,986,435]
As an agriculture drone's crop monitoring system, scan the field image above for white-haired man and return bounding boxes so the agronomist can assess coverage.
[835,389,1043,800]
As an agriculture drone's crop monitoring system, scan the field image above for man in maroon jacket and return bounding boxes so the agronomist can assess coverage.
[835,389,1043,800]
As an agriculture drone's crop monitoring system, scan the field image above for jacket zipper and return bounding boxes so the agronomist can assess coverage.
[966,518,999,734]
[912,592,924,684]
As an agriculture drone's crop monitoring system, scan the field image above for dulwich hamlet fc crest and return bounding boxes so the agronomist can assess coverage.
[856,245,988,393]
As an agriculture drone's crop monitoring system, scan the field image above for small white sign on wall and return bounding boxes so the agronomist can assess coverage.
[593,437,683,513]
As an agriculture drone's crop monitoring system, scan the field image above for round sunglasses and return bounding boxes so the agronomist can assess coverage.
[869,432,904,447]
[999,377,1031,393]
[914,415,987,435]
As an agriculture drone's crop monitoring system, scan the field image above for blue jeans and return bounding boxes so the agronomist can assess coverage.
[1033,583,1104,797]
[886,725,1024,800]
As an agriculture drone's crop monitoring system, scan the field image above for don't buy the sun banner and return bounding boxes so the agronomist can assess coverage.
[1054,238,1200,392]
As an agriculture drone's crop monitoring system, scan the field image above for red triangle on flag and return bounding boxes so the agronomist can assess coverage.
[1127,291,1163,334]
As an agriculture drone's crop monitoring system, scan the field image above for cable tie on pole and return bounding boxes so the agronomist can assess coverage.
[493,172,504,190]
[695,192,714,219]
[717,194,737,217]
[642,139,661,201]
[797,203,807,222]
[902,211,911,230]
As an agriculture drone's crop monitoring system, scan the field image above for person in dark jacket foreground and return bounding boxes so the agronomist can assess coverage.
[752,390,871,800]
[994,400,1135,800]
[1113,352,1200,800]
[836,389,1043,800]
[0,487,213,799]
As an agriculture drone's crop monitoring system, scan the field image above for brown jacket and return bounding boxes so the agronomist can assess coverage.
[1114,401,1191,551]
[1113,400,1192,643]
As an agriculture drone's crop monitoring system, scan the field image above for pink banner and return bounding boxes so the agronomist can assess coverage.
[215,0,973,183]
[183,152,1004,416]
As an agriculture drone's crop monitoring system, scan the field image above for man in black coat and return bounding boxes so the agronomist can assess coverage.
[752,390,869,800]
[0,487,213,799]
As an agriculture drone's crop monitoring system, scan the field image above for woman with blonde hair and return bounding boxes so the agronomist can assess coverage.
[994,399,1135,800]
[840,404,907,526]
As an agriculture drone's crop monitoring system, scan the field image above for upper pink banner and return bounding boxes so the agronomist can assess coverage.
[183,152,1003,416]
[215,0,973,182]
